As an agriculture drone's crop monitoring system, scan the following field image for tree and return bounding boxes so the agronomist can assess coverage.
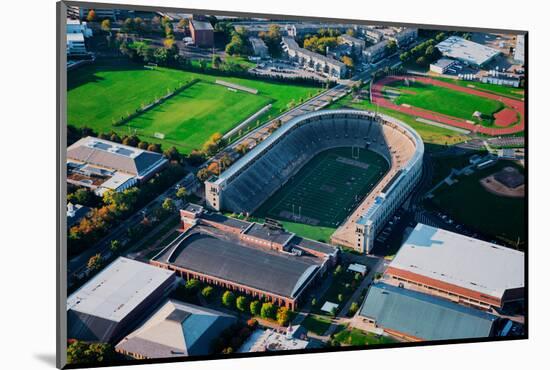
[67,341,115,365]
[187,150,206,165]
[222,290,236,308]
[137,141,149,150]
[349,302,360,316]
[177,18,189,29]
[334,265,343,276]
[101,19,111,33]
[176,186,187,199]
[386,39,397,54]
[67,188,95,206]
[163,146,181,162]
[87,254,102,271]
[162,198,175,212]
[201,286,214,299]
[86,9,96,22]
[197,168,211,182]
[236,296,248,312]
[337,293,344,302]
[250,300,261,316]
[236,143,248,155]
[164,38,175,49]
[341,55,354,69]
[354,272,362,281]
[260,302,276,320]
[276,306,290,325]
[399,51,410,62]
[154,47,169,65]
[311,297,317,307]
[220,153,233,169]
[109,239,121,254]
[147,143,162,153]
[185,278,201,293]
[247,318,258,328]
[416,56,427,66]
[122,135,139,147]
[330,306,338,317]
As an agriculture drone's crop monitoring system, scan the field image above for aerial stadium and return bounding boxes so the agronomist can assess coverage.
[205,109,424,254]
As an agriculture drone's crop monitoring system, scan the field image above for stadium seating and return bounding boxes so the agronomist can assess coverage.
[219,112,418,215]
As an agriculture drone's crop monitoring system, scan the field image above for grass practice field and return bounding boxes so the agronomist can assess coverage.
[427,159,525,248]
[67,60,319,153]
[126,81,271,153]
[384,80,504,125]
[255,147,389,241]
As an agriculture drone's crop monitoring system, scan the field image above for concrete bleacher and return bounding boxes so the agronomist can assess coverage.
[220,113,398,214]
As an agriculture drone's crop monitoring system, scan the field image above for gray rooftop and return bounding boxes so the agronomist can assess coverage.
[201,212,251,230]
[67,136,167,177]
[389,223,524,298]
[436,36,500,66]
[292,236,337,256]
[67,257,175,342]
[359,283,497,340]
[191,19,213,31]
[156,232,319,298]
[115,300,236,358]
[282,36,346,68]
[244,223,295,245]
[431,57,456,69]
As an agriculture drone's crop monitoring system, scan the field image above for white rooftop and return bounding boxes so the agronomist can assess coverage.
[249,329,309,352]
[67,32,84,42]
[436,36,500,66]
[389,223,524,298]
[320,301,339,313]
[348,263,367,275]
[67,257,175,322]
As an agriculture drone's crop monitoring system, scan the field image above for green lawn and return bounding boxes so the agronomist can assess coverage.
[301,315,332,336]
[254,147,389,239]
[313,270,358,315]
[385,80,504,123]
[67,60,320,153]
[68,61,190,134]
[126,81,271,153]
[432,76,525,100]
[426,160,525,247]
[333,327,397,346]
[329,94,468,146]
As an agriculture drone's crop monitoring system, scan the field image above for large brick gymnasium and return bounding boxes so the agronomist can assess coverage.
[205,110,424,253]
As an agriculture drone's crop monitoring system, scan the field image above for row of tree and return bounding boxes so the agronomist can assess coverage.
[399,32,445,67]
[176,278,291,325]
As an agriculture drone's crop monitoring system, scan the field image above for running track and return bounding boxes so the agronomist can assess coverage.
[371,76,525,136]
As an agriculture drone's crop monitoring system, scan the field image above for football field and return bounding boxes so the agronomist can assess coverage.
[256,147,389,230]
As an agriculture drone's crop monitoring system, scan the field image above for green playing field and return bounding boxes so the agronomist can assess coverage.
[384,80,505,123]
[255,147,389,231]
[67,60,320,154]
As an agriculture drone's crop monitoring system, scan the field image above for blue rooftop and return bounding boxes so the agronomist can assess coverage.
[359,283,497,341]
